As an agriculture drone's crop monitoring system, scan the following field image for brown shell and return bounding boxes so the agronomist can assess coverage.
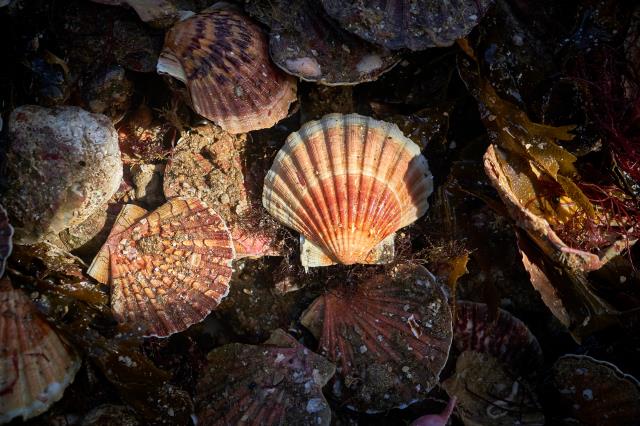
[321,0,494,51]
[0,278,81,423]
[195,329,335,425]
[246,0,399,85]
[263,113,433,266]
[300,264,452,412]
[552,354,640,426]
[454,301,543,376]
[0,205,14,277]
[157,6,297,134]
[87,198,234,337]
[443,351,544,426]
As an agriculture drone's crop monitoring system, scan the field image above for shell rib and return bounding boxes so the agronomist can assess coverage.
[87,198,235,337]
[0,278,81,423]
[157,6,297,134]
[262,113,432,266]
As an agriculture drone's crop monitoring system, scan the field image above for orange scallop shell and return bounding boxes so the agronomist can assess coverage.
[87,198,234,337]
[157,6,297,134]
[0,278,81,423]
[262,113,433,266]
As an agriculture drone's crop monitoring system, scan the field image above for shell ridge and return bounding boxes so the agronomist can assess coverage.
[354,114,373,260]
[321,116,347,259]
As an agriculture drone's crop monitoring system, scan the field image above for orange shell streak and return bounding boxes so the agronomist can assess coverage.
[159,7,297,134]
[263,113,432,266]
[88,198,235,337]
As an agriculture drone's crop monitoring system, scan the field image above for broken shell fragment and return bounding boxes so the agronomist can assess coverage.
[263,113,433,267]
[454,301,543,376]
[0,277,81,423]
[157,6,297,134]
[0,205,14,277]
[195,329,335,425]
[321,0,494,51]
[442,351,545,426]
[1,105,123,244]
[552,354,640,426]
[300,264,452,412]
[87,197,234,337]
[246,0,399,85]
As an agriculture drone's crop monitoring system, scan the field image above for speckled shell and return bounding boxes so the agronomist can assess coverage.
[2,105,122,244]
[442,351,544,426]
[87,198,234,337]
[0,278,81,423]
[246,0,399,85]
[552,355,640,426]
[454,301,543,376]
[0,205,14,277]
[321,0,494,51]
[195,329,335,426]
[300,264,452,412]
[263,113,433,266]
[157,7,297,134]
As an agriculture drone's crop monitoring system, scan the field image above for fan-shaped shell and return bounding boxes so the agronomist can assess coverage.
[195,329,335,425]
[87,198,234,337]
[263,113,433,266]
[300,264,452,412]
[0,205,14,276]
[157,6,297,134]
[0,278,81,423]
[321,0,494,51]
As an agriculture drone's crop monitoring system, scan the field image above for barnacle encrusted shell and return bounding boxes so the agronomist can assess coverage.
[87,198,234,337]
[0,205,14,277]
[321,0,494,51]
[2,105,123,244]
[195,329,335,425]
[552,355,640,425]
[245,0,399,85]
[262,113,433,267]
[0,278,81,423]
[442,351,544,426]
[454,301,543,376]
[157,6,297,134]
[300,264,452,412]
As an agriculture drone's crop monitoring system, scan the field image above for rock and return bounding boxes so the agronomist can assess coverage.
[83,65,134,121]
[2,105,123,244]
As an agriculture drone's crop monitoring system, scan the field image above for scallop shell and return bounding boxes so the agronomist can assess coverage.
[321,0,494,51]
[0,205,14,277]
[552,354,640,426]
[454,301,543,376]
[263,113,433,267]
[0,278,81,423]
[442,351,544,426]
[87,198,234,337]
[157,6,297,134]
[245,0,399,85]
[195,329,335,425]
[300,264,452,412]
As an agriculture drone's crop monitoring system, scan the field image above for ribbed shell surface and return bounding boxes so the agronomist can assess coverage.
[159,8,297,134]
[262,113,432,265]
[0,279,80,423]
[88,198,235,337]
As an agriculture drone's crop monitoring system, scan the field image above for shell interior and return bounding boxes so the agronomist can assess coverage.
[263,113,433,266]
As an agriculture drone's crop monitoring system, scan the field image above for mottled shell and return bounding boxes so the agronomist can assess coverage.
[454,301,543,376]
[195,329,335,426]
[87,198,234,337]
[552,355,640,426]
[0,205,14,277]
[321,0,494,51]
[246,0,399,85]
[2,105,122,244]
[0,278,81,423]
[300,264,452,412]
[263,113,433,266]
[443,351,544,426]
[157,7,297,134]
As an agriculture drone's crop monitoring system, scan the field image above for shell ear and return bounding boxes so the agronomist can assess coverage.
[87,246,110,284]
[300,233,396,269]
[362,233,395,264]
